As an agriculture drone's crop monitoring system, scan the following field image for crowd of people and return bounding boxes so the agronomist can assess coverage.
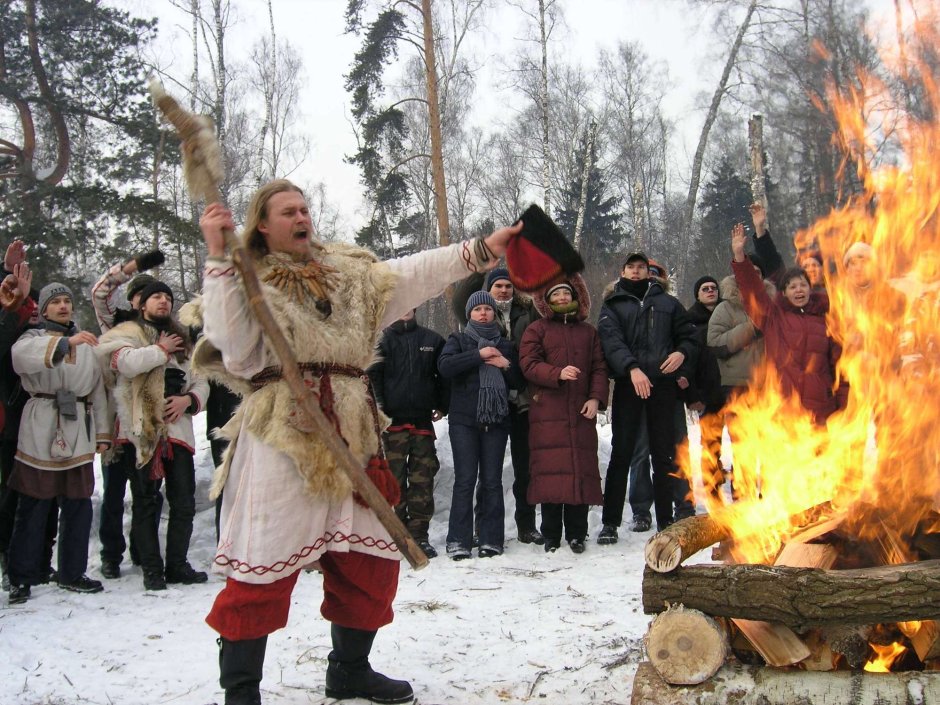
[0,183,886,704]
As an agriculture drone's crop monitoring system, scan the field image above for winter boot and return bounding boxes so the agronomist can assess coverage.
[325,624,414,703]
[219,636,266,705]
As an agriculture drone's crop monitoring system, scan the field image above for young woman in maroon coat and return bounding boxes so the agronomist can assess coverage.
[730,223,847,425]
[519,276,609,554]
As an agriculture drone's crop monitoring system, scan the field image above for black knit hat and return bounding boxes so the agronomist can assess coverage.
[484,268,512,292]
[693,275,719,299]
[127,274,157,302]
[138,281,174,309]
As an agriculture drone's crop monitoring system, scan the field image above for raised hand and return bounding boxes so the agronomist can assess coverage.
[4,239,25,272]
[749,202,767,237]
[481,221,524,266]
[731,223,748,263]
[199,202,235,258]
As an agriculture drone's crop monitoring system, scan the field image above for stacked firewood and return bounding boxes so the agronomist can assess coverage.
[633,512,940,705]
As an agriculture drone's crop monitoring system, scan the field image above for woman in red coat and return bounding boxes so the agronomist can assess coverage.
[519,275,609,554]
[730,224,847,424]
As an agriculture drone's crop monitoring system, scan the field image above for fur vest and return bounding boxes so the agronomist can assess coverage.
[192,244,398,501]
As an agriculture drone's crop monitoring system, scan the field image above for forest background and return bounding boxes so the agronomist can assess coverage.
[0,0,923,332]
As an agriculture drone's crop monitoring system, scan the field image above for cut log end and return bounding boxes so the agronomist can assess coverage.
[645,606,728,685]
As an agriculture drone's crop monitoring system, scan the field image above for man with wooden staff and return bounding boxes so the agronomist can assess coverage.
[195,179,521,705]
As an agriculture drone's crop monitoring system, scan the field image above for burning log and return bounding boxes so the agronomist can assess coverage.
[630,661,940,705]
[729,619,808,667]
[642,559,940,630]
[644,606,729,685]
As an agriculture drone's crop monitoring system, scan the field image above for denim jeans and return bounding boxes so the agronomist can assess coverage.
[627,408,653,521]
[447,423,508,551]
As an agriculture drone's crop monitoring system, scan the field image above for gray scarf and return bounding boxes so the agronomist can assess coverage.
[463,320,509,424]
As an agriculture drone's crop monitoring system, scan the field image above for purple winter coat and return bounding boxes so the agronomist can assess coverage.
[519,275,609,506]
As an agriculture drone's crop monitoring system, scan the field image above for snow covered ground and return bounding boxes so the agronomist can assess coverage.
[1,413,711,705]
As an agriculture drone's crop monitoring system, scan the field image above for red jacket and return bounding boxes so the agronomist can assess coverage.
[732,258,846,424]
[519,276,609,506]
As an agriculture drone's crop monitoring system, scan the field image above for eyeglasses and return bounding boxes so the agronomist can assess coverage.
[699,285,718,292]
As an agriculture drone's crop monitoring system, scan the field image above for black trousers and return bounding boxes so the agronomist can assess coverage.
[508,409,537,531]
[128,446,196,574]
[603,380,678,530]
[98,447,162,565]
[0,440,56,566]
[540,503,588,543]
[8,494,91,585]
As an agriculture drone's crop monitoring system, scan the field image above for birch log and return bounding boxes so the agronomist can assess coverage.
[630,661,940,705]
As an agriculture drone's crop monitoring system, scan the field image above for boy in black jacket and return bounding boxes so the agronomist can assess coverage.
[369,310,448,558]
[597,252,697,540]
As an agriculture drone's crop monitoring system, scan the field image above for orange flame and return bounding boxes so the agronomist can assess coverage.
[864,642,908,673]
[681,11,940,564]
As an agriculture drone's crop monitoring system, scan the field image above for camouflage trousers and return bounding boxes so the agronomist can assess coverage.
[382,430,440,542]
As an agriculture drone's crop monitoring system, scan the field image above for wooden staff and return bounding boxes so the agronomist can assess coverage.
[149,80,428,571]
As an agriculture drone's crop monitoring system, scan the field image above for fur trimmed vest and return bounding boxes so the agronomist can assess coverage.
[192,244,398,501]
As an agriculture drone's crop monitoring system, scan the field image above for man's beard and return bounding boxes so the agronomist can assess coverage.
[145,312,172,326]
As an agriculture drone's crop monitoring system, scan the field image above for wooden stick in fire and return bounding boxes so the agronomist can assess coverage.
[149,80,429,571]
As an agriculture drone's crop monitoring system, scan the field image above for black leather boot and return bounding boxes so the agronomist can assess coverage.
[219,636,266,705]
[325,624,413,703]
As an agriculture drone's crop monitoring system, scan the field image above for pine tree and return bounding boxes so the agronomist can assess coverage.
[696,157,753,286]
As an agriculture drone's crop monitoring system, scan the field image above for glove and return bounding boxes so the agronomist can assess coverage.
[354,457,401,509]
[134,249,165,272]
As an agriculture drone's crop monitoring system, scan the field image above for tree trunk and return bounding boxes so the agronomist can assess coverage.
[421,0,450,247]
[683,0,757,230]
[538,0,550,213]
[572,119,596,250]
[630,661,940,705]
[642,559,940,630]
[747,114,766,215]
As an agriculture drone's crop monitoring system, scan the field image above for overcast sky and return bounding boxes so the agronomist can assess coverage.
[115,0,898,227]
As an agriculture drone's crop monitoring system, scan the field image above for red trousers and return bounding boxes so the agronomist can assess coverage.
[206,551,400,641]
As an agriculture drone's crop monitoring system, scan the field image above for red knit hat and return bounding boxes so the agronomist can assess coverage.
[505,205,584,293]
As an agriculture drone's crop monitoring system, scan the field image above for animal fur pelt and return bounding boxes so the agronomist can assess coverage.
[191,243,398,502]
[96,321,169,468]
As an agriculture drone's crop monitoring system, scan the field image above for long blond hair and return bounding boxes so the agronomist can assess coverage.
[242,179,307,258]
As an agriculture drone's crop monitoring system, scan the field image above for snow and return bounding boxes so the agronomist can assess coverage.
[0,413,711,705]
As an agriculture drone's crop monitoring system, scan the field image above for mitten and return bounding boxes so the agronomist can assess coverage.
[134,249,166,272]
[354,457,402,509]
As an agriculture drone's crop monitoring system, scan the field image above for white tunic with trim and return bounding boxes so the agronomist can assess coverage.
[202,241,484,584]
[12,329,110,470]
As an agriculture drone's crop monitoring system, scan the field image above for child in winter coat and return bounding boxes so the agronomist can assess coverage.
[519,278,608,553]
[438,291,523,560]
[6,283,111,604]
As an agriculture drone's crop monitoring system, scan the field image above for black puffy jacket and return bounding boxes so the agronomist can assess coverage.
[369,319,448,425]
[598,280,698,381]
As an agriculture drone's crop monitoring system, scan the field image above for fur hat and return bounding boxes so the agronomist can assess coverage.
[693,275,719,299]
[843,241,873,266]
[38,282,73,316]
[465,290,497,318]
[505,204,584,292]
[545,283,574,301]
[138,281,174,309]
[485,268,512,292]
[127,274,157,302]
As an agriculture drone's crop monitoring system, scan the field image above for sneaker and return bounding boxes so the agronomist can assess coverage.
[569,539,586,554]
[446,543,471,561]
[543,539,560,553]
[478,545,502,558]
[58,575,104,594]
[165,563,208,585]
[630,516,652,532]
[417,540,438,559]
[8,584,29,604]
[518,528,545,545]
[100,561,121,579]
[143,570,167,591]
[597,524,619,545]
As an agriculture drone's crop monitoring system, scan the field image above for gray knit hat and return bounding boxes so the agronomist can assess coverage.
[465,290,497,317]
[38,282,73,316]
